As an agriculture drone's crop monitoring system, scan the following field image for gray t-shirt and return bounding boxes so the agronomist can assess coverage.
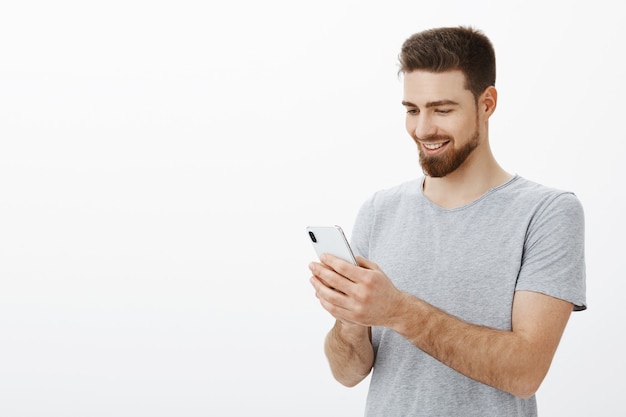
[350,175,586,417]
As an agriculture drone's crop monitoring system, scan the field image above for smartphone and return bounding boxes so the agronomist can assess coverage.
[306,225,358,265]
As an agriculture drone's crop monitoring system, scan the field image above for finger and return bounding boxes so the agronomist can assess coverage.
[310,260,353,293]
[318,297,358,324]
[310,275,351,309]
[320,254,358,281]
[311,279,357,318]
[309,262,337,287]
[309,270,345,296]
[355,255,380,270]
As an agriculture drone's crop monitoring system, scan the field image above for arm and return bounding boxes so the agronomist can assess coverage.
[323,320,373,387]
[310,259,374,387]
[392,289,571,398]
[310,254,572,398]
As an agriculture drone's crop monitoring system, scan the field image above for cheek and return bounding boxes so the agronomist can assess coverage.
[441,119,470,139]
[405,118,415,136]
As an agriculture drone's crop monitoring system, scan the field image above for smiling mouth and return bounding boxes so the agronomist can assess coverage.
[423,142,446,150]
[421,140,450,153]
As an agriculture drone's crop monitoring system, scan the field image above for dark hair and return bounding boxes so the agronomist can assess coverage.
[399,26,496,100]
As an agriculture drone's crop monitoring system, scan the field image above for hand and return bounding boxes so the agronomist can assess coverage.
[309,254,403,327]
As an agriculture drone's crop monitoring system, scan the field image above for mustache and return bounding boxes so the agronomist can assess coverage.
[415,134,452,142]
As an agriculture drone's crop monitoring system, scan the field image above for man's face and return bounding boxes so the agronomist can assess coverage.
[402,70,482,178]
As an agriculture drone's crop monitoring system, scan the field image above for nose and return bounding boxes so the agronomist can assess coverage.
[408,113,437,140]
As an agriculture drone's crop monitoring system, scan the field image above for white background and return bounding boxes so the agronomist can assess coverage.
[0,1,623,416]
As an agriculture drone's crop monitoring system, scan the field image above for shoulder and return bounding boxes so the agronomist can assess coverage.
[353,178,423,236]
[504,176,585,248]
[363,178,423,210]
[497,176,584,215]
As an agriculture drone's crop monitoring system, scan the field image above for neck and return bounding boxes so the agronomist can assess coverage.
[422,144,511,209]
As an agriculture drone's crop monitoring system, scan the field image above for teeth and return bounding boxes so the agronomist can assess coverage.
[424,143,445,150]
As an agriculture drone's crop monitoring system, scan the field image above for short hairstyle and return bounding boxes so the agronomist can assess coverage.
[399,26,496,100]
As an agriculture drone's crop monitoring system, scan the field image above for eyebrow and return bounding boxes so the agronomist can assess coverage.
[402,99,460,108]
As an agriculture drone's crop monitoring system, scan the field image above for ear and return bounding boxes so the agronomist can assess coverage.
[479,86,497,119]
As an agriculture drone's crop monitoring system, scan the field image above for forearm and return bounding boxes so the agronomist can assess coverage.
[324,320,374,387]
[389,293,564,398]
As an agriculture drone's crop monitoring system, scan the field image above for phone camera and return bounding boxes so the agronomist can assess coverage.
[308,231,317,243]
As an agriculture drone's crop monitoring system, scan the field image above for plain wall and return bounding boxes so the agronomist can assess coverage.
[0,1,623,416]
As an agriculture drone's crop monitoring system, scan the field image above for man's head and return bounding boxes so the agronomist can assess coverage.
[399,27,498,178]
[399,26,496,102]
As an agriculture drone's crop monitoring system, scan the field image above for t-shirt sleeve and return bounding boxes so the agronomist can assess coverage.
[515,192,587,311]
[350,195,375,260]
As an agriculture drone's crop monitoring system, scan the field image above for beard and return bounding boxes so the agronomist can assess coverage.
[418,130,480,178]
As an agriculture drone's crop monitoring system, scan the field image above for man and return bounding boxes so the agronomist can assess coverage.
[308,26,586,416]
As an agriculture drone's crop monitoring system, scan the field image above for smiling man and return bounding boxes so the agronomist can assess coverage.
[309,26,586,416]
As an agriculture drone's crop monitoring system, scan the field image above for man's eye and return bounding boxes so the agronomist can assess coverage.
[436,109,452,114]
[406,109,418,115]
